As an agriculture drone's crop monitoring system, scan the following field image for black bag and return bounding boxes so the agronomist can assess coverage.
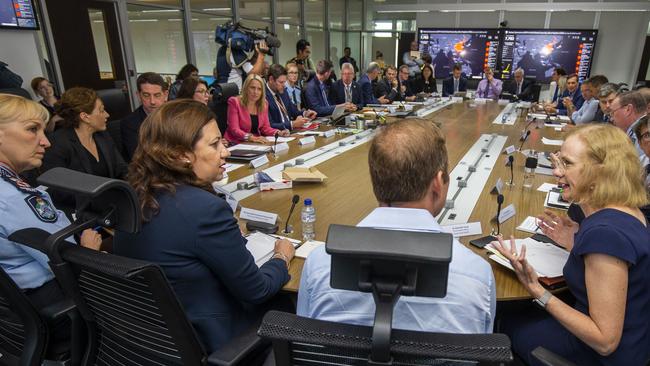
[0,61,23,88]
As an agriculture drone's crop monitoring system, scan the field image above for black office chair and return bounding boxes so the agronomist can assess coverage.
[530,83,542,103]
[210,82,238,135]
[0,268,81,366]
[106,119,124,159]
[466,78,480,91]
[531,347,576,366]
[258,224,514,365]
[96,88,131,120]
[0,87,32,99]
[8,168,266,366]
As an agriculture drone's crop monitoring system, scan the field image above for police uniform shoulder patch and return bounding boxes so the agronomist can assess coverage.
[25,194,58,223]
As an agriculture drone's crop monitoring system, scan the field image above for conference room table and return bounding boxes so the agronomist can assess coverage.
[223,100,566,301]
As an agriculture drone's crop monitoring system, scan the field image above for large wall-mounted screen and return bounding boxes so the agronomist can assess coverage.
[499,29,598,82]
[0,0,39,30]
[417,28,500,79]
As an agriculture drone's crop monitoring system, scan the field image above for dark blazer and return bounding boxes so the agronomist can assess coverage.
[374,79,399,102]
[358,74,378,105]
[304,77,335,116]
[42,127,127,214]
[411,76,438,94]
[329,79,363,109]
[120,106,147,162]
[503,78,534,101]
[265,85,302,130]
[113,185,289,353]
[442,76,468,97]
[557,87,584,116]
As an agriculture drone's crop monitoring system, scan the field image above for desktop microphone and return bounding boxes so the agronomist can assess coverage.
[273,131,279,153]
[469,193,505,248]
[284,194,300,234]
[496,194,504,236]
[518,130,531,150]
[508,155,514,185]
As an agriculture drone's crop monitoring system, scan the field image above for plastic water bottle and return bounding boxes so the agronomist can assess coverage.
[523,150,538,189]
[301,198,316,241]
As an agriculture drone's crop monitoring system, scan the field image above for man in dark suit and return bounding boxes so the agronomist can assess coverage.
[265,64,317,130]
[329,62,364,109]
[503,68,534,101]
[395,65,416,102]
[304,60,356,116]
[374,65,400,102]
[121,72,168,161]
[358,62,388,106]
[442,64,468,97]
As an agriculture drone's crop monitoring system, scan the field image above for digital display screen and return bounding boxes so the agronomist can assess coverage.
[499,29,598,82]
[417,28,501,79]
[0,0,39,30]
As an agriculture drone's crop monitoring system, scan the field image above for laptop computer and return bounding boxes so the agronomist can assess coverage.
[330,105,349,125]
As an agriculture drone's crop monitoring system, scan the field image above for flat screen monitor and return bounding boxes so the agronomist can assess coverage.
[0,0,38,30]
[499,29,598,83]
[417,28,501,79]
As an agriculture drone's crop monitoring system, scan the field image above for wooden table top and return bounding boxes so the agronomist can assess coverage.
[231,101,565,301]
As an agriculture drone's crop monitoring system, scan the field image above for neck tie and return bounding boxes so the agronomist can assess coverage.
[454,78,459,93]
[517,82,522,94]
[485,80,491,98]
[291,88,297,105]
[320,83,330,107]
[345,84,352,103]
[274,93,290,126]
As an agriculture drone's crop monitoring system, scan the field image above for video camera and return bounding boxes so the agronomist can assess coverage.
[215,21,281,58]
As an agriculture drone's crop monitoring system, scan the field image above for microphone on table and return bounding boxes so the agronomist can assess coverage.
[508,155,515,186]
[518,130,531,151]
[284,194,300,234]
[496,193,504,236]
[469,193,506,248]
[273,131,280,154]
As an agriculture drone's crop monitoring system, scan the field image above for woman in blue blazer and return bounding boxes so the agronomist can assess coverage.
[113,99,295,353]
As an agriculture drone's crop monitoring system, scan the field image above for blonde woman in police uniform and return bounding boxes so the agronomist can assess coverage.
[0,94,101,315]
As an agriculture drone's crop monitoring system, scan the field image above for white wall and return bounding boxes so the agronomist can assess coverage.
[417,10,650,86]
[0,29,45,97]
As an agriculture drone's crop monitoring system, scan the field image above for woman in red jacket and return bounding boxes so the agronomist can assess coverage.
[225,74,289,144]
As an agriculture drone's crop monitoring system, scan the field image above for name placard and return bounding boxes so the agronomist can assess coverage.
[504,145,516,155]
[498,204,516,224]
[250,154,269,168]
[273,142,289,153]
[240,207,278,225]
[324,129,336,138]
[299,136,316,145]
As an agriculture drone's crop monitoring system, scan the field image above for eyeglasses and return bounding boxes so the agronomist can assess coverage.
[195,89,209,95]
[609,104,627,115]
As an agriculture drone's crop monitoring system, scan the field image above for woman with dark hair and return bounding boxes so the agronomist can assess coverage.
[169,63,199,100]
[411,64,437,94]
[42,87,127,214]
[176,77,210,105]
[30,77,59,117]
[113,99,294,353]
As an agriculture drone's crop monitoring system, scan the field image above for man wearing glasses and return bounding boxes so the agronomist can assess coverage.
[609,90,649,166]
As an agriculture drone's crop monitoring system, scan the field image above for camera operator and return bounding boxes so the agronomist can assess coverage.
[287,39,314,86]
[216,40,269,91]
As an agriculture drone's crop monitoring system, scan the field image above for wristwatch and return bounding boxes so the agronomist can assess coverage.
[533,290,553,309]
[244,133,252,141]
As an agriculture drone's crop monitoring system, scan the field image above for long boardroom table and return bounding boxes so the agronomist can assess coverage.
[221,100,565,301]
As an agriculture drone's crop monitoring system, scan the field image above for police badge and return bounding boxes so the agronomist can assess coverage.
[25,195,58,223]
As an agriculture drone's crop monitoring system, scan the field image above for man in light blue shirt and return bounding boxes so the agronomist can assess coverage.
[571,81,599,125]
[297,120,497,334]
[476,67,503,100]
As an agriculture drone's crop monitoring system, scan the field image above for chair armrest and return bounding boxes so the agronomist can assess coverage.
[207,324,268,366]
[8,228,52,253]
[38,298,76,321]
[532,346,577,366]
